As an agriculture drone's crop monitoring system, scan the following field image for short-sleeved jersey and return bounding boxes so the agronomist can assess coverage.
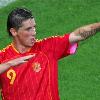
[0,34,78,100]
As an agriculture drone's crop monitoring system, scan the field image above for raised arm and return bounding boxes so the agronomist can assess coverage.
[0,55,34,74]
[69,23,100,43]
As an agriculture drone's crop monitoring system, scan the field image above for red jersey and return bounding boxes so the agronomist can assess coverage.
[0,34,78,100]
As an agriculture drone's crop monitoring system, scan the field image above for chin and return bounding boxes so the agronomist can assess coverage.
[28,42,35,47]
[25,41,36,47]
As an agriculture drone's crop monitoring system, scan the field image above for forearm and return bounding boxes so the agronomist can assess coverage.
[0,55,34,74]
[0,62,11,74]
[69,23,100,43]
[74,23,100,40]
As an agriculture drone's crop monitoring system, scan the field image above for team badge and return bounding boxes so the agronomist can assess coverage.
[32,62,41,72]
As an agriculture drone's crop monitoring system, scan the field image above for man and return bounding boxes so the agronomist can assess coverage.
[0,8,99,100]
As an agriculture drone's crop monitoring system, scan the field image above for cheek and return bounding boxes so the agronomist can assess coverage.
[19,31,30,39]
[17,32,30,44]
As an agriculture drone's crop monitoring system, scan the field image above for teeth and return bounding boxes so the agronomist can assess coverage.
[31,38,36,43]
[31,40,35,43]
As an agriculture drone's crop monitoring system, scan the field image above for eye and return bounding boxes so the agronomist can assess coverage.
[25,27,33,31]
[26,27,32,31]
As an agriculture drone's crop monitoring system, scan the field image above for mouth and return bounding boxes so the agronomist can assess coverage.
[31,37,36,43]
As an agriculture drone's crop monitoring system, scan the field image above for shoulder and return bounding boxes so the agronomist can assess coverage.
[0,44,12,62]
[34,34,70,47]
[36,34,68,42]
[0,44,12,54]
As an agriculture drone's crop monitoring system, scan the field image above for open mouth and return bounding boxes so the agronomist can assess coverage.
[31,38,36,43]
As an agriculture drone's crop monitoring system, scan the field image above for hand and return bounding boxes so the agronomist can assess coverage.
[0,55,35,74]
[7,54,35,67]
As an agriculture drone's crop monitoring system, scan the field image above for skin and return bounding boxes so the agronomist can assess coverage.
[69,23,100,43]
[0,18,37,74]
[11,18,36,53]
[0,18,100,74]
[0,55,35,74]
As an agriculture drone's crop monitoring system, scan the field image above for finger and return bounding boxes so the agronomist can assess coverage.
[14,60,28,66]
[21,55,35,60]
[21,60,28,63]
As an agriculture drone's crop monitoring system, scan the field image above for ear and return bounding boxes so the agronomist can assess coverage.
[10,28,18,37]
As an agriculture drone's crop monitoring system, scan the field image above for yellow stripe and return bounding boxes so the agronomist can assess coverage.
[11,43,19,54]
[11,43,31,54]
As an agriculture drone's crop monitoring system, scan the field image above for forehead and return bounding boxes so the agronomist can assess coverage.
[22,18,36,28]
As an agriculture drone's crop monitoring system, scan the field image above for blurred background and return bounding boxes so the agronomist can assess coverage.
[0,0,100,100]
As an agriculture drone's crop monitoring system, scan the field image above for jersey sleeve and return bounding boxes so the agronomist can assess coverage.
[40,33,78,60]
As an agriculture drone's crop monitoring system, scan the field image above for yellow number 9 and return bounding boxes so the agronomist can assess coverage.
[7,69,16,85]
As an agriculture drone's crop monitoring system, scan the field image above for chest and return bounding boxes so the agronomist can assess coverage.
[0,51,50,88]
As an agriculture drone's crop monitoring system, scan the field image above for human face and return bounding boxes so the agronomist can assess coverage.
[15,18,36,47]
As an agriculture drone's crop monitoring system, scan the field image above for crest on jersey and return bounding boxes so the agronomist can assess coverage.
[32,62,41,72]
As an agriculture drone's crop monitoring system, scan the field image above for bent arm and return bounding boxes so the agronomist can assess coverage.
[0,62,12,74]
[69,23,100,43]
[0,55,34,74]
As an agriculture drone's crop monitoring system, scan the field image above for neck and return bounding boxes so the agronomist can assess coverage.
[12,41,31,54]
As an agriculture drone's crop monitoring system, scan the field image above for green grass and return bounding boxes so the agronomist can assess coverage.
[0,0,100,100]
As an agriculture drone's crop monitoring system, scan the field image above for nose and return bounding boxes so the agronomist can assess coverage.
[33,31,36,36]
[30,28,36,36]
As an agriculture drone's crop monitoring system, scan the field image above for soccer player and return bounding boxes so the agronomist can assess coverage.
[0,8,100,100]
